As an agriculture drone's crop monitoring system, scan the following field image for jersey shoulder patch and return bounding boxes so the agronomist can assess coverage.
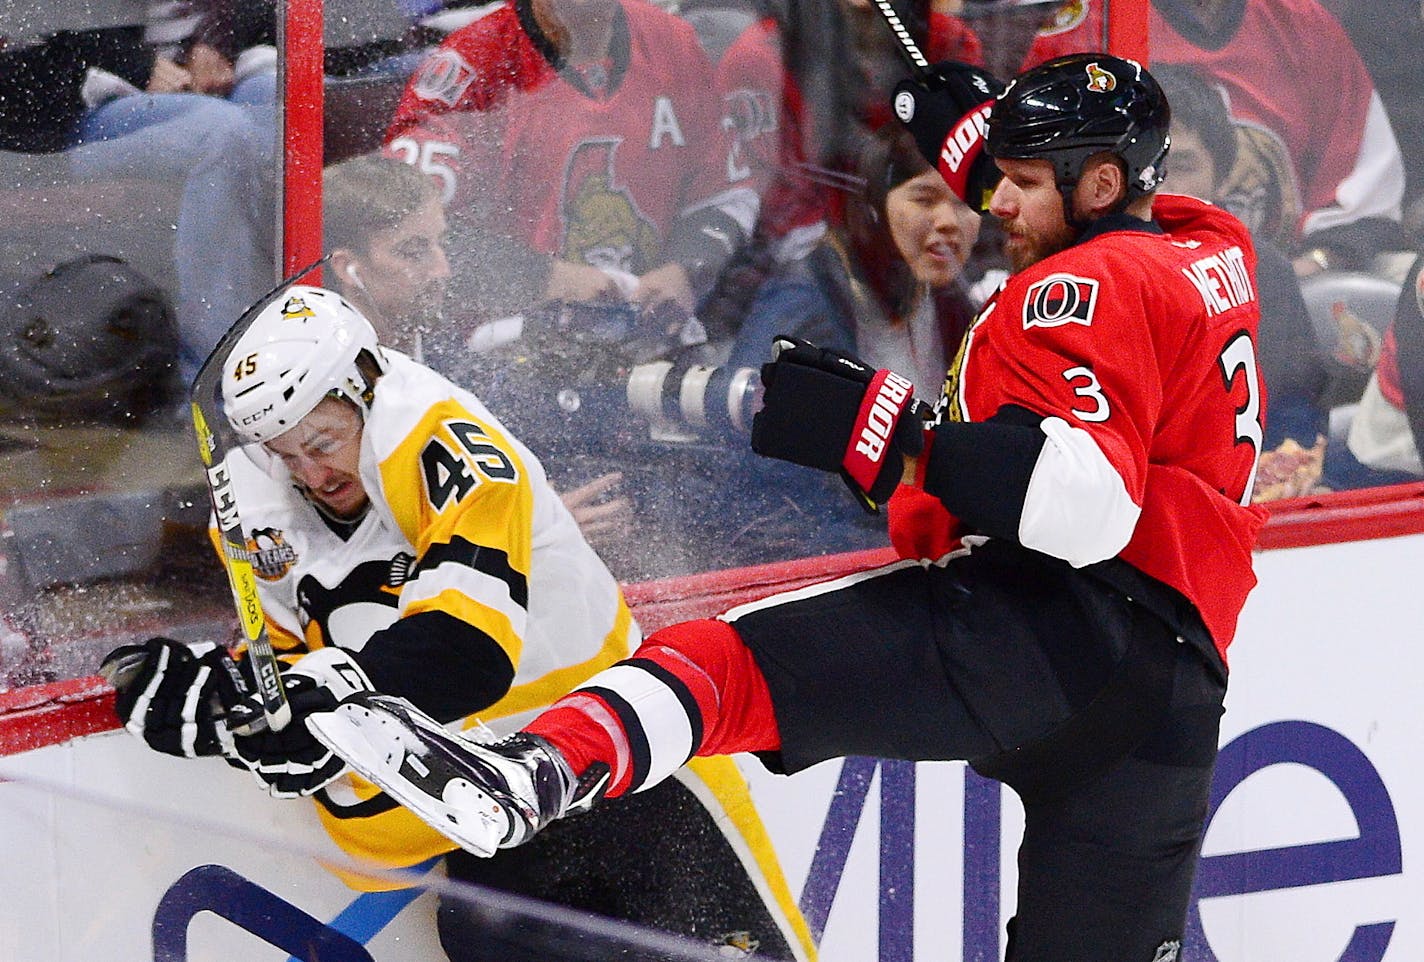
[1022,272,1100,330]
[412,47,481,106]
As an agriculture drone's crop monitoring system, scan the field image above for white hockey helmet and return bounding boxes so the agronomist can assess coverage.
[221,285,388,443]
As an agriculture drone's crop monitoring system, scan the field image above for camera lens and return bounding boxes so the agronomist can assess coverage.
[626,356,762,438]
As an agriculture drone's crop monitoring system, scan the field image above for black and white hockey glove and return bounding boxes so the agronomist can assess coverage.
[892,61,1004,213]
[750,336,930,512]
[100,638,249,758]
[226,647,374,799]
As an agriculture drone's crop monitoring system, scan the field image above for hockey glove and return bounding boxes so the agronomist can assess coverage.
[750,336,929,512]
[892,61,1004,213]
[227,647,374,799]
[101,638,249,758]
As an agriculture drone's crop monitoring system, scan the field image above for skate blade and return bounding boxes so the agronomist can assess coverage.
[308,700,508,857]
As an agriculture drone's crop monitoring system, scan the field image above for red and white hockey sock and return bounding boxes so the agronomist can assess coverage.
[527,619,780,796]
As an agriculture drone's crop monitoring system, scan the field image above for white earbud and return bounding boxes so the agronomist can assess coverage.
[345,263,366,291]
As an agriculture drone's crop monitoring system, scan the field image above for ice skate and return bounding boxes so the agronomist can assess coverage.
[307,691,605,856]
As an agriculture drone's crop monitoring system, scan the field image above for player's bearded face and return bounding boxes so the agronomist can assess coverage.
[988,158,1078,273]
[265,398,369,519]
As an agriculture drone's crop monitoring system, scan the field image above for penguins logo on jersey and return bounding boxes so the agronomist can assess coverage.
[295,552,413,649]
[246,527,298,581]
[1023,274,1099,329]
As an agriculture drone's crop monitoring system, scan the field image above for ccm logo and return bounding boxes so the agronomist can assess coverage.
[237,403,274,426]
[855,371,914,463]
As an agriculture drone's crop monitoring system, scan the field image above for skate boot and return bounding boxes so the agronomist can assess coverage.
[307,691,609,857]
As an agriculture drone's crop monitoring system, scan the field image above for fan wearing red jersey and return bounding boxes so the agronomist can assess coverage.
[384,0,755,323]
[313,54,1267,962]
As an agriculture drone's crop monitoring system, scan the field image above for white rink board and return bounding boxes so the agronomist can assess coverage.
[1,532,1421,961]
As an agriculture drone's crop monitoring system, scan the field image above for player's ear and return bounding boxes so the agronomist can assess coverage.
[328,250,366,292]
[1076,154,1129,216]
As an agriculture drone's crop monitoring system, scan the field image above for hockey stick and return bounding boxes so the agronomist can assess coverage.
[869,0,932,78]
[190,255,331,734]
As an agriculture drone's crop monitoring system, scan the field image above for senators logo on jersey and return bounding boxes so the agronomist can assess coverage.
[1023,274,1100,330]
[412,48,480,107]
[561,138,660,275]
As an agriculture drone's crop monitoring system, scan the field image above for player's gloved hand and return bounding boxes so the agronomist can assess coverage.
[226,647,374,799]
[892,61,1004,212]
[100,638,249,758]
[751,336,929,512]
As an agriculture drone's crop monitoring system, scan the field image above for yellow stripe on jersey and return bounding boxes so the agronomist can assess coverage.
[401,585,524,674]
[679,757,819,962]
[316,772,464,889]
[473,595,634,725]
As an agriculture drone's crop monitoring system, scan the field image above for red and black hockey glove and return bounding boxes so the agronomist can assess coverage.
[892,61,1004,213]
[751,336,929,513]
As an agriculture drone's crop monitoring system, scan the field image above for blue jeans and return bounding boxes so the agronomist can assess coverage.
[69,85,277,384]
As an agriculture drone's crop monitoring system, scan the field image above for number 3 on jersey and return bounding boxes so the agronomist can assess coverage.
[1219,331,1263,506]
[421,420,519,510]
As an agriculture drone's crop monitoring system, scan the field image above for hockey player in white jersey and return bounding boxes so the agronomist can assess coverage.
[101,286,813,961]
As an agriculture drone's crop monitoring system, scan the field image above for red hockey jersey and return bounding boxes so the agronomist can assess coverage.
[385,0,745,272]
[892,195,1268,657]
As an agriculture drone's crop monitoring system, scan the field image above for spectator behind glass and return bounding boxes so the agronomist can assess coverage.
[384,0,756,328]
[694,121,988,571]
[382,0,770,578]
[730,123,980,391]
[1345,254,1424,480]
[694,0,987,340]
[1016,0,1411,275]
[1316,0,1424,237]
[0,13,278,386]
[323,153,453,357]
[322,152,638,558]
[1153,63,1332,501]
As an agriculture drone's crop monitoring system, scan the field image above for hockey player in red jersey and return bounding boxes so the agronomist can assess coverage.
[384,0,755,322]
[312,54,1268,961]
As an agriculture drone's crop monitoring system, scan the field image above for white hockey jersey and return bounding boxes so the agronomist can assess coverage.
[216,350,638,867]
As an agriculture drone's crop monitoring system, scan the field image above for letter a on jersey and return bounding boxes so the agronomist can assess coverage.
[649,96,686,148]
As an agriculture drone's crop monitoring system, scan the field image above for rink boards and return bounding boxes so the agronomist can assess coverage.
[1,493,1422,962]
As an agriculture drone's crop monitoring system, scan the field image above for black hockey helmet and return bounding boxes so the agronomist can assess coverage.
[987,53,1170,205]
[0,255,178,423]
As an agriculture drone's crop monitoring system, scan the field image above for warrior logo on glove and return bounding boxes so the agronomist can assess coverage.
[751,336,929,513]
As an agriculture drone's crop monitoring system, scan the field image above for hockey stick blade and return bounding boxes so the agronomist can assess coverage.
[190,255,331,734]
